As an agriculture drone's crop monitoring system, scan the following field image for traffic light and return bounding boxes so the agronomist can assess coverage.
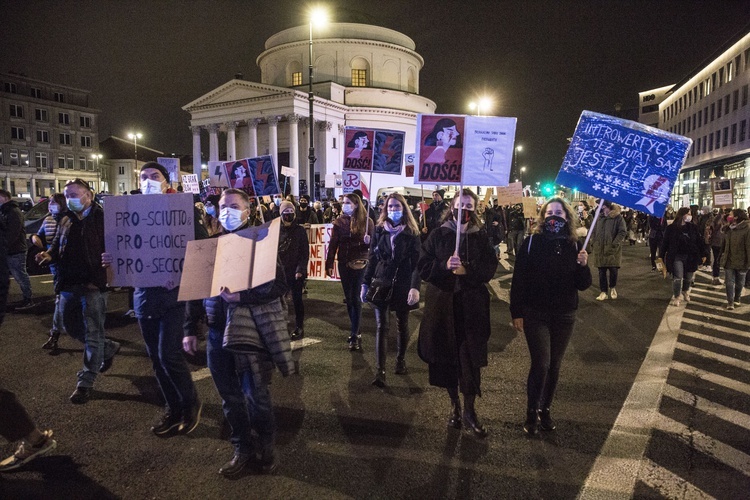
[542,183,554,196]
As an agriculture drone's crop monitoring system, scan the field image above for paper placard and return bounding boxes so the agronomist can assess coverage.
[415,114,517,186]
[208,161,227,188]
[714,192,733,206]
[281,166,295,177]
[521,198,538,217]
[306,224,339,281]
[182,174,200,194]
[157,157,181,183]
[342,172,360,194]
[104,193,195,288]
[177,218,281,301]
[496,181,523,205]
[555,110,692,218]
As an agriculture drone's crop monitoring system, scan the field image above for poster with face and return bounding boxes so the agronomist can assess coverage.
[343,128,375,171]
[223,159,256,197]
[416,115,465,184]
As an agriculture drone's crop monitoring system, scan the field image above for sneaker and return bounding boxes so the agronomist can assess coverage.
[0,430,57,472]
[13,299,34,311]
[726,303,734,310]
[712,277,722,285]
[596,292,608,301]
[152,411,182,436]
[733,301,741,307]
[651,267,657,272]
[669,297,681,307]
[69,386,91,404]
[610,288,618,300]
[180,400,203,435]
[100,342,121,373]
[682,290,691,302]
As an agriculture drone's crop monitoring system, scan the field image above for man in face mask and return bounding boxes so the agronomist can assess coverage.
[421,189,447,241]
[183,188,292,477]
[35,179,119,404]
[0,189,33,309]
[139,162,170,194]
[269,195,283,220]
[296,194,318,227]
[278,201,309,340]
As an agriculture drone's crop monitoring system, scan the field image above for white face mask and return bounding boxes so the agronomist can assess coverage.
[141,178,165,194]
[342,204,354,216]
[683,215,692,223]
[219,207,245,231]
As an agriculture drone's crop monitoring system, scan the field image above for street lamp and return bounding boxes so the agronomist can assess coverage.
[308,7,327,200]
[468,97,493,116]
[514,144,522,182]
[91,153,103,192]
[520,166,526,187]
[127,132,142,189]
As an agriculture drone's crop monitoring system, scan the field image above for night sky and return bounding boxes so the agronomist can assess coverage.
[2,0,749,185]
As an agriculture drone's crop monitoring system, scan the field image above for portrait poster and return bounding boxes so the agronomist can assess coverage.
[104,193,195,288]
[343,128,375,172]
[208,160,227,188]
[416,114,465,184]
[178,219,281,301]
[157,157,181,183]
[223,159,256,196]
[306,224,340,281]
[555,111,692,218]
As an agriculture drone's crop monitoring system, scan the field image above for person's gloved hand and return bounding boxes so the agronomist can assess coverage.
[407,288,420,306]
[360,285,369,303]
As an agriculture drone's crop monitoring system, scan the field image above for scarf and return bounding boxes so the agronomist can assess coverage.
[383,220,405,257]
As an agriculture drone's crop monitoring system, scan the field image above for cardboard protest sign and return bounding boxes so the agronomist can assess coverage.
[177,218,281,301]
[104,193,195,288]
[342,171,360,194]
[182,174,200,194]
[713,178,733,206]
[521,198,538,217]
[223,156,281,198]
[281,166,295,177]
[306,224,340,281]
[208,161,227,188]
[157,157,181,184]
[496,181,523,205]
[555,111,692,217]
[415,114,516,186]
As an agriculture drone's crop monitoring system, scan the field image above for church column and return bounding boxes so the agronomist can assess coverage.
[268,117,279,188]
[317,121,332,199]
[247,118,259,158]
[287,114,300,197]
[226,122,237,161]
[191,126,202,176]
[208,124,220,161]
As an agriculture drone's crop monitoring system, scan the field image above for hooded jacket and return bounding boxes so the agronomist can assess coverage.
[0,200,27,255]
[720,220,750,270]
[590,204,627,267]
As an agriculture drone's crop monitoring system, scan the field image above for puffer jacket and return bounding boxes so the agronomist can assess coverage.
[591,204,627,267]
[0,200,26,255]
[720,220,750,270]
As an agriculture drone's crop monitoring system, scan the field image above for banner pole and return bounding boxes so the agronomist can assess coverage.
[582,198,605,250]
[454,184,463,257]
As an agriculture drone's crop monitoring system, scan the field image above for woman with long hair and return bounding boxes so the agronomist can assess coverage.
[326,193,374,351]
[660,207,703,307]
[418,188,498,438]
[720,208,750,310]
[510,197,591,435]
[361,193,421,387]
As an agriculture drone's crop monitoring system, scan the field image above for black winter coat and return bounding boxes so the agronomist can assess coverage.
[0,201,27,255]
[278,222,309,283]
[362,225,421,312]
[659,221,702,274]
[417,223,497,368]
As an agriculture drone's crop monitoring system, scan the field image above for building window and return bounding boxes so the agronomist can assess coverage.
[59,133,71,146]
[87,159,94,170]
[692,113,696,129]
[4,82,17,93]
[118,166,125,175]
[30,87,41,99]
[20,150,29,166]
[58,155,66,170]
[58,112,70,125]
[722,127,728,147]
[702,136,707,154]
[709,134,714,151]
[66,155,74,169]
[717,99,723,118]
[727,62,733,82]
[10,149,18,166]
[54,92,65,103]
[734,89,740,110]
[351,69,367,87]
[36,130,50,143]
[642,104,658,113]
[292,72,302,86]
[9,104,23,118]
[731,123,737,144]
[11,126,25,140]
[35,152,48,168]
[743,85,748,107]
[81,136,91,148]
[719,68,724,86]
[0,149,3,165]
[740,120,747,142]
[80,116,92,128]
[724,95,730,115]
[697,110,702,127]
[78,156,86,170]
[35,108,48,121]
[710,103,715,121]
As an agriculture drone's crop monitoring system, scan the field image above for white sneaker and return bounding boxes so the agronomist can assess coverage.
[610,288,618,300]
[669,297,681,307]
[712,277,722,286]
[726,303,735,310]
[682,290,691,302]
[596,292,608,301]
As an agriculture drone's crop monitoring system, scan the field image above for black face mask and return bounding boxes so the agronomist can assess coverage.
[453,208,472,224]
[543,215,567,235]
[282,213,295,224]
[299,202,308,209]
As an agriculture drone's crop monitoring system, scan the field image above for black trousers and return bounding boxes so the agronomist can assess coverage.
[523,311,576,410]
[338,262,365,337]
[373,306,409,370]
[649,236,662,267]
[0,388,36,442]
[287,276,304,329]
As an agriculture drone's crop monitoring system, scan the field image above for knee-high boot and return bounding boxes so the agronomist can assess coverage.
[447,386,461,429]
[463,393,488,438]
[394,310,409,374]
[372,307,387,387]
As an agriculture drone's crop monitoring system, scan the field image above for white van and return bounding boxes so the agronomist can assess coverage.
[376,187,436,207]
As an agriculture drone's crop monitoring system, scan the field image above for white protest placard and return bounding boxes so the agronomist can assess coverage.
[104,193,195,288]
[496,181,524,205]
[208,160,227,188]
[306,224,339,281]
[178,218,281,301]
[281,166,295,177]
[182,174,200,194]
[714,192,733,206]
[342,172,360,194]
[681,194,690,208]
[157,157,181,184]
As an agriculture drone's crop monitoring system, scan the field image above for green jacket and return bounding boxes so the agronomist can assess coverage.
[591,205,628,268]
[720,220,750,270]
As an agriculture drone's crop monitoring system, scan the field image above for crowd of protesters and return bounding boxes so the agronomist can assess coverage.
[2,175,748,475]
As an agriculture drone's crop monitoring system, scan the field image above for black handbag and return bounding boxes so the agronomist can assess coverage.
[365,265,399,307]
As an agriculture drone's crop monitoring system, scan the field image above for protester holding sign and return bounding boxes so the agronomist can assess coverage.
[361,193,421,387]
[102,162,206,436]
[590,201,627,301]
[510,198,591,436]
[660,207,703,307]
[326,193,374,351]
[183,188,291,477]
[35,179,120,404]
[278,201,310,340]
[417,188,497,438]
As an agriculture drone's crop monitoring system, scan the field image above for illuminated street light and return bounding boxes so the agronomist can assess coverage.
[91,153,103,192]
[127,132,142,189]
[308,6,328,199]
[520,166,527,187]
[468,97,493,116]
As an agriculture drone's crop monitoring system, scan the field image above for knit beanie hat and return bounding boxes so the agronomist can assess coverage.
[141,161,170,181]
[434,189,445,199]
[280,201,295,213]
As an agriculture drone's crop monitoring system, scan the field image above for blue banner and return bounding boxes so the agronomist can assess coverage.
[555,111,692,217]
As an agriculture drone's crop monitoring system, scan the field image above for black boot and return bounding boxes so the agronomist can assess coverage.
[523,408,540,436]
[348,335,361,351]
[42,330,60,350]
[372,369,386,388]
[447,400,462,429]
[290,327,304,341]
[394,310,409,375]
[539,407,556,431]
[463,394,488,438]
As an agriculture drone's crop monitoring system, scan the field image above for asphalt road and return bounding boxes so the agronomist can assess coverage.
[1,243,748,499]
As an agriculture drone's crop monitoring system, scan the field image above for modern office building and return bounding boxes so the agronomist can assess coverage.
[656,30,750,209]
[0,72,102,198]
[183,22,437,198]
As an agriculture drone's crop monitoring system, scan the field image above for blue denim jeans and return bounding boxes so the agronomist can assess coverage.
[60,285,115,388]
[672,257,694,298]
[724,269,748,304]
[7,251,32,300]
[207,327,275,455]
[138,304,197,417]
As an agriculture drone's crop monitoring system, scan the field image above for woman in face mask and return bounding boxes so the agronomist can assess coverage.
[278,201,309,340]
[325,193,374,351]
[360,193,421,387]
[417,188,498,438]
[510,197,591,436]
[719,208,750,310]
[660,207,703,307]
